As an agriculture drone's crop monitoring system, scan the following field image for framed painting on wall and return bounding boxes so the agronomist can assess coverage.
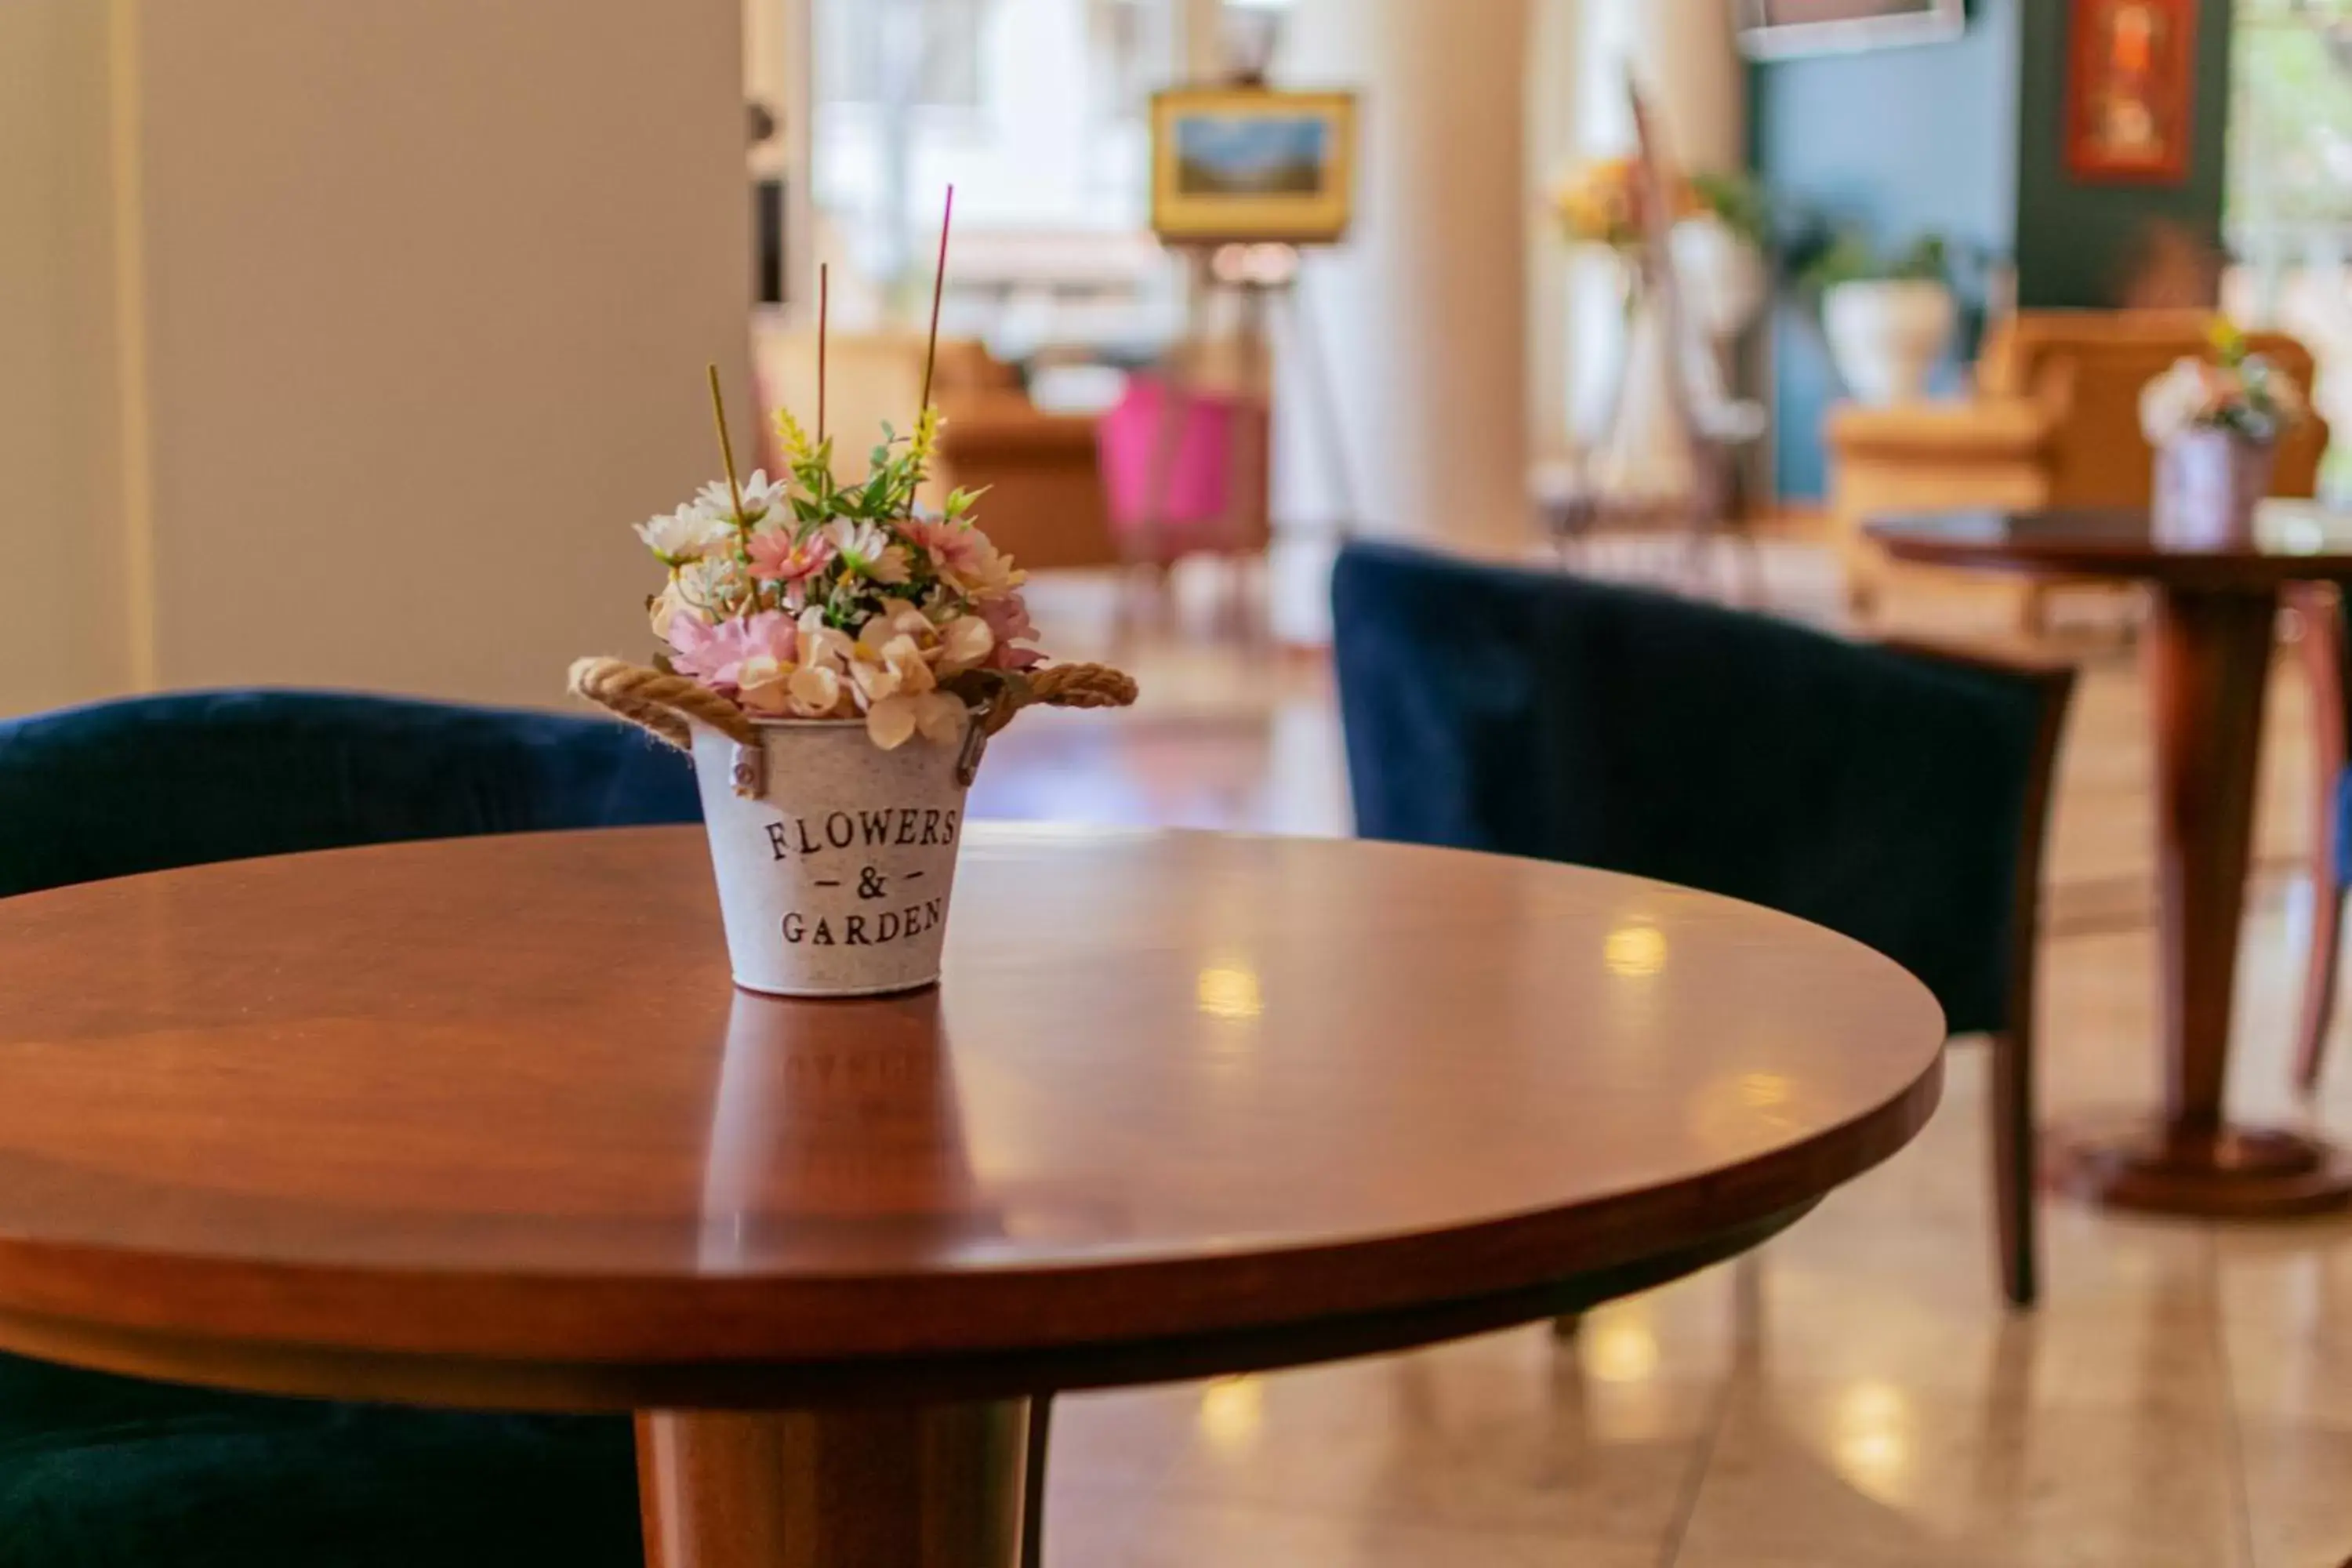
[1735,0,1965,60]
[1149,88,1358,245]
[2064,0,2198,183]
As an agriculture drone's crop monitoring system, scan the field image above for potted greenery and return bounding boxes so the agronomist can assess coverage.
[1807,231,1955,405]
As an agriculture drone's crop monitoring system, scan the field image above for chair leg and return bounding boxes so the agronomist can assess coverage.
[2016,584,2051,640]
[1844,563,1878,627]
[1020,1394,1051,1568]
[2296,884,2347,1096]
[1736,531,1769,609]
[1988,1029,2037,1308]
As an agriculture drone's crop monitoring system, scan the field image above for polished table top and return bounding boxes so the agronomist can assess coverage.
[0,826,1944,1407]
[1868,503,2352,586]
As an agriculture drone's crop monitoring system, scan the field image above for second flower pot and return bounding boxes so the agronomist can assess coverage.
[2153,427,2274,547]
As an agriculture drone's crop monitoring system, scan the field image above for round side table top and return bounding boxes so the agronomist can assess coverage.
[0,826,1943,1408]
[1867,503,2352,587]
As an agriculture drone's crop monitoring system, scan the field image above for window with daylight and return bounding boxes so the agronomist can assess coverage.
[811,0,1181,271]
[2228,0,2352,245]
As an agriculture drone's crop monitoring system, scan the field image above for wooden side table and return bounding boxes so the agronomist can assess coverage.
[1873,505,2352,1217]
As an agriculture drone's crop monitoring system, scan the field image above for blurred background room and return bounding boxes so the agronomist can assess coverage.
[14,1,2352,1564]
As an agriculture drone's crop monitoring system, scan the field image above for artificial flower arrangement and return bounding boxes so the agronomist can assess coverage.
[2139,319,2307,448]
[635,401,1047,751]
[2140,320,2309,541]
[572,191,1136,997]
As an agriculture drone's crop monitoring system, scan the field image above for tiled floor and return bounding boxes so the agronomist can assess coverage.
[968,548,2352,1567]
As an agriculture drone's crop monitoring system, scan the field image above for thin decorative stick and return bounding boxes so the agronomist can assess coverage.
[706,362,746,521]
[916,185,956,418]
[817,263,830,446]
[706,363,753,611]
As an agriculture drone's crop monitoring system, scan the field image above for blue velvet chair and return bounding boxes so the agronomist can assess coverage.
[0,689,699,1566]
[1331,544,2075,1307]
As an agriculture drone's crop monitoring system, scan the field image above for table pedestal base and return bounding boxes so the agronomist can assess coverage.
[2045,1117,2352,1218]
[637,1401,1031,1568]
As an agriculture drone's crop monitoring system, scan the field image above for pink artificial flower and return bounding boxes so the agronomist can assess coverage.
[747,527,834,586]
[978,592,1044,671]
[666,610,794,691]
[903,516,987,577]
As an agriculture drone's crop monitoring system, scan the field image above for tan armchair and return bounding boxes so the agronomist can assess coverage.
[1828,311,2328,629]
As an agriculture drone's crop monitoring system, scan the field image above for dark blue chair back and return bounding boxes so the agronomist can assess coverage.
[0,688,699,898]
[0,688,698,1564]
[1332,542,2070,1039]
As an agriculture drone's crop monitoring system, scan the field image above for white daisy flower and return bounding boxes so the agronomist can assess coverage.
[633,503,730,567]
[695,469,788,526]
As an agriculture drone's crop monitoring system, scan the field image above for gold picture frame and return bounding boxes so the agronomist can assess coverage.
[1149,87,1358,246]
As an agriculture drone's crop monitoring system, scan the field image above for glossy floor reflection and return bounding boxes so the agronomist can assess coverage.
[978,555,2352,1567]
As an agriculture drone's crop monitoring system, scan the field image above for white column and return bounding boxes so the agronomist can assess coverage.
[1270,0,1534,641]
[1527,0,1585,465]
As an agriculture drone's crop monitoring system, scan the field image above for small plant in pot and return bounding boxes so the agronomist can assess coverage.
[2140,319,2307,544]
[1807,231,1955,406]
[572,194,1136,997]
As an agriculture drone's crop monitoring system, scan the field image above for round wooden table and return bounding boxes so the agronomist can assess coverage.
[0,825,1944,1567]
[1872,504,2352,1218]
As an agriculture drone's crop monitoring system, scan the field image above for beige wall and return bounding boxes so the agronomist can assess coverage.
[0,0,751,717]
[0,0,136,713]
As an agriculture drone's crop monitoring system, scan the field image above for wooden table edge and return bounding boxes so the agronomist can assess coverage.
[0,1202,1820,1411]
[1864,524,2352,587]
[0,1051,1940,1409]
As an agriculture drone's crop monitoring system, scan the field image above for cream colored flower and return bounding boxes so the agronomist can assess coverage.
[788,662,848,718]
[858,601,933,649]
[735,654,797,716]
[866,689,967,749]
[933,613,995,676]
[648,579,691,639]
[850,632,935,706]
[795,606,853,673]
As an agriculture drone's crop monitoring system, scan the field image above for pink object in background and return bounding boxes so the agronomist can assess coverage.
[1097,375,1269,565]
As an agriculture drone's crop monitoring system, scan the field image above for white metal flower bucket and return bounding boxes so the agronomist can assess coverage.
[568,656,1134,995]
[689,715,981,997]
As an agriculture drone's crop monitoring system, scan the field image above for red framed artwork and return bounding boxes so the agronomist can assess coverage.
[2064,0,2198,183]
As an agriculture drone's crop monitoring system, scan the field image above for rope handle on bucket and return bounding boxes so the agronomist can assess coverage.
[567,656,1138,790]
